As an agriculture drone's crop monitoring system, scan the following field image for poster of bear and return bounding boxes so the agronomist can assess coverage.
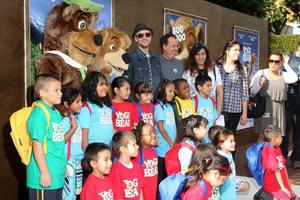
[164,8,207,61]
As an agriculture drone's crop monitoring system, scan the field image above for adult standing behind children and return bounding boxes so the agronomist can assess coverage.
[27,74,66,200]
[250,53,297,157]
[160,33,184,80]
[124,23,161,93]
[286,41,300,168]
[216,40,249,133]
[183,43,223,115]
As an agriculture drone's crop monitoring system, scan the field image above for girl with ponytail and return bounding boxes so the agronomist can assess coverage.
[182,144,231,200]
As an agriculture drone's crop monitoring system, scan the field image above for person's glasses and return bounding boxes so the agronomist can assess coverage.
[269,59,280,64]
[136,32,152,38]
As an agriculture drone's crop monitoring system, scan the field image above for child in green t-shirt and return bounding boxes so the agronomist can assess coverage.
[27,74,66,200]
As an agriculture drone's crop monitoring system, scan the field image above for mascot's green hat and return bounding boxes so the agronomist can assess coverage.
[63,0,104,13]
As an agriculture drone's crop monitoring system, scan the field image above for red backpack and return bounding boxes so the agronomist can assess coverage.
[165,142,195,176]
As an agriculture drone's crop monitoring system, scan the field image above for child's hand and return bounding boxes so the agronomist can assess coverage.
[281,187,292,198]
[40,172,51,187]
[70,114,78,130]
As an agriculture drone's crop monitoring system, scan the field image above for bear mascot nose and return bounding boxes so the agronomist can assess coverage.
[93,34,103,46]
[122,53,131,64]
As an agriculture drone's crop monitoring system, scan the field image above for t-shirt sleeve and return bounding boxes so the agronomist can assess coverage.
[27,107,48,143]
[262,147,279,171]
[62,117,71,135]
[178,147,193,172]
[182,185,203,200]
[78,106,90,129]
[110,163,123,199]
[80,177,95,200]
[154,104,166,122]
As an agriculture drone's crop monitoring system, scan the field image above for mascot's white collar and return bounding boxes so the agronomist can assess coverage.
[45,50,85,69]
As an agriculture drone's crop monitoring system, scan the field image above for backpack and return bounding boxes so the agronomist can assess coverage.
[165,142,195,176]
[245,142,269,186]
[9,101,50,165]
[193,95,216,112]
[159,173,207,200]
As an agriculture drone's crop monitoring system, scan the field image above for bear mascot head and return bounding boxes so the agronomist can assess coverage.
[90,28,132,83]
[35,0,103,89]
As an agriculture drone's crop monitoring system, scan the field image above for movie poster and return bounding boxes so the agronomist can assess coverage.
[29,0,113,84]
[164,8,207,60]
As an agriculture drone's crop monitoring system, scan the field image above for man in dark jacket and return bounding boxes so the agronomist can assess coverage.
[124,23,161,93]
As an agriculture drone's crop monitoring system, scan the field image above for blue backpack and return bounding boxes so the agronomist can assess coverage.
[159,173,207,200]
[246,142,269,186]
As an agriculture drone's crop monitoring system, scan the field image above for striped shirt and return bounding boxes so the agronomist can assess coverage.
[217,64,249,113]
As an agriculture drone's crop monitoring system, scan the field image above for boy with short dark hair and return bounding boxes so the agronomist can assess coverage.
[193,73,218,143]
[110,131,145,200]
[27,74,66,200]
[262,125,297,199]
[173,78,196,123]
[80,143,113,200]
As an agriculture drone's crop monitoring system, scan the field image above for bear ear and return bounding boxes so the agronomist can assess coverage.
[195,23,203,43]
[63,4,80,22]
[122,34,131,50]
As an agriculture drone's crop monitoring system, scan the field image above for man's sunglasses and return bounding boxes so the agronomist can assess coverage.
[268,59,280,64]
[136,32,152,38]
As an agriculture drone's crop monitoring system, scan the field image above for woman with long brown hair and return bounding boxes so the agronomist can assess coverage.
[183,44,223,114]
[216,40,248,134]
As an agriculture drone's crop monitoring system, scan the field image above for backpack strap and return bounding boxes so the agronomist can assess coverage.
[193,95,199,112]
[82,101,92,115]
[136,102,143,121]
[179,142,195,155]
[148,103,154,113]
[209,96,216,107]
[174,98,182,115]
[139,148,144,166]
[66,114,73,161]
[199,180,207,198]
[34,102,51,153]
[155,102,164,110]
[213,66,216,81]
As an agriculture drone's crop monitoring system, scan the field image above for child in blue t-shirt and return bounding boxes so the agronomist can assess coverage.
[154,79,177,185]
[213,128,250,200]
[59,87,84,200]
[193,74,218,143]
[78,71,114,150]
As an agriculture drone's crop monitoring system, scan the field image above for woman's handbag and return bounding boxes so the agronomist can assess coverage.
[248,70,266,118]
[247,90,266,118]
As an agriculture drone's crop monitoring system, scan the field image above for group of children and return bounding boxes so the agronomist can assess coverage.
[26,71,297,200]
